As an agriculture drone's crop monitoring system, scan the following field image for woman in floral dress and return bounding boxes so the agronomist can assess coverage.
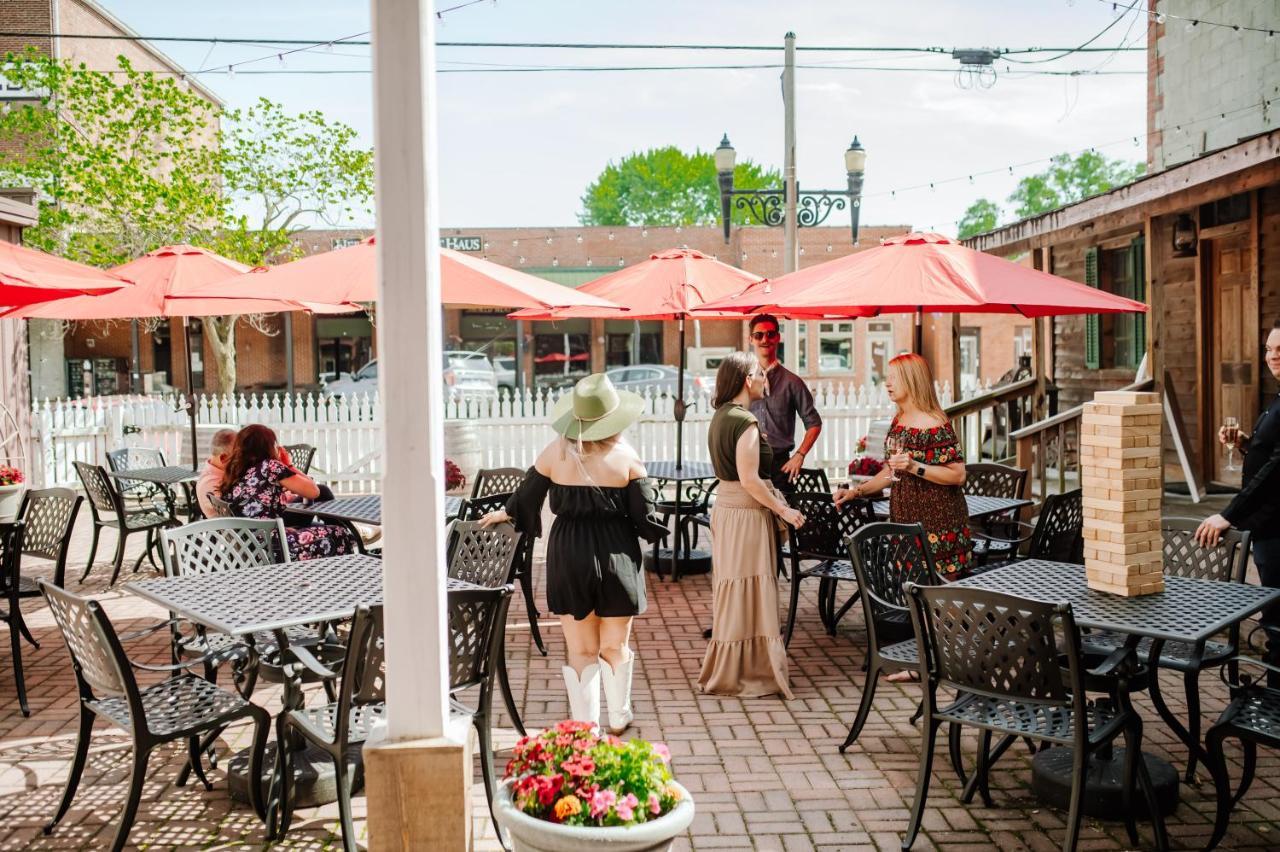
[223,424,359,561]
[835,353,972,577]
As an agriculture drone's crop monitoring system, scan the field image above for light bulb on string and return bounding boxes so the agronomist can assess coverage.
[575,234,583,244]
[1185,19,1197,32]
[277,53,285,66]
[799,246,806,255]
[483,241,490,250]
[325,42,335,53]
[1156,12,1165,24]
[771,249,777,258]
[641,229,648,238]
[607,231,615,241]
[227,65,236,79]
[512,239,519,247]
[587,258,593,267]
[675,225,682,234]
[826,244,832,253]
[552,257,559,267]
[518,255,525,264]
[545,236,553,245]
[618,257,624,267]
[1269,31,1277,42]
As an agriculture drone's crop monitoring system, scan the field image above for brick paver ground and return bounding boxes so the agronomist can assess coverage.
[0,494,1276,850]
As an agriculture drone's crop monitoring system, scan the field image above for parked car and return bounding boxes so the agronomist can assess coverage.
[323,359,378,397]
[605,364,714,400]
[493,356,517,393]
[323,353,499,401]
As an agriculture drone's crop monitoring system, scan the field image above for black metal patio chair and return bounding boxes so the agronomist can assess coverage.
[283,443,317,475]
[782,492,876,645]
[963,462,1028,565]
[471,467,524,499]
[971,487,1084,571]
[17,487,82,589]
[901,583,1168,852]
[652,477,715,582]
[460,491,547,656]
[74,461,176,585]
[1080,519,1251,784]
[39,581,271,852]
[839,522,941,753]
[791,466,831,495]
[0,522,31,715]
[205,492,234,518]
[105,446,166,503]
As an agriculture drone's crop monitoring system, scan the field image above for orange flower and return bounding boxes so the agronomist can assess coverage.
[554,795,582,820]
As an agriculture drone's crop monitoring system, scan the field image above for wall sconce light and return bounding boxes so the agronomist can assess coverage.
[1172,213,1198,257]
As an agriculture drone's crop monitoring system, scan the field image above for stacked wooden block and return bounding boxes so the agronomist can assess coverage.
[1081,390,1164,596]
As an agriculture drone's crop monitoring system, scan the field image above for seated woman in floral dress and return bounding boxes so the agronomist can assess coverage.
[223,424,359,561]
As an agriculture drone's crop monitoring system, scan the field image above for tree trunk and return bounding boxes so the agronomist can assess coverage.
[204,316,238,396]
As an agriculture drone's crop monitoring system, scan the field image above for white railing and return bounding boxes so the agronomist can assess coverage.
[30,379,962,494]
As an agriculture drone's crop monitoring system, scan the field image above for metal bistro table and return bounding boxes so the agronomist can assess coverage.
[125,553,482,835]
[957,560,1280,820]
[284,494,464,553]
[871,494,1033,524]
[644,460,716,578]
[108,465,199,522]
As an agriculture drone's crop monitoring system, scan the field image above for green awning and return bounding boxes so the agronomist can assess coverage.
[526,267,605,289]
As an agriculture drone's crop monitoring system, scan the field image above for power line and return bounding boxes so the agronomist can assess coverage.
[1092,0,1280,39]
[1003,0,1140,64]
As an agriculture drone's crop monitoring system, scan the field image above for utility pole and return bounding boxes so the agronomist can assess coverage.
[782,32,800,372]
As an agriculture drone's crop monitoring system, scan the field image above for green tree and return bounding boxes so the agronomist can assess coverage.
[1006,150,1145,219]
[579,146,779,227]
[957,198,1001,239]
[0,52,374,395]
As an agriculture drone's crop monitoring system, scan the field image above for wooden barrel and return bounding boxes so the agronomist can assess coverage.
[443,419,482,493]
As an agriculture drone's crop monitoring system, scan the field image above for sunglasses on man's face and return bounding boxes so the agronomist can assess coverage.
[751,329,780,341]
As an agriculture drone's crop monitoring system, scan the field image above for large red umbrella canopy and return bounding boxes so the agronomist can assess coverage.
[698,232,1148,318]
[510,247,760,321]
[0,241,130,307]
[3,244,319,319]
[172,236,623,312]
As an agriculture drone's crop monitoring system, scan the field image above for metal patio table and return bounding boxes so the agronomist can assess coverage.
[645,460,716,578]
[125,553,482,836]
[871,494,1033,523]
[956,560,1280,820]
[108,464,198,521]
[284,494,464,527]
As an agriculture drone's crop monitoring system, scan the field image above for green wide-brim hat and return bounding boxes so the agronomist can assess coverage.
[551,373,646,442]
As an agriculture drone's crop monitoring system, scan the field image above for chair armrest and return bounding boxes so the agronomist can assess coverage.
[1089,646,1137,679]
[971,522,1035,546]
[130,644,250,672]
[1218,655,1280,690]
[287,643,342,681]
[118,617,188,642]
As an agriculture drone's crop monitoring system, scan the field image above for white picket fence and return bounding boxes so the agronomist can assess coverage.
[30,379,968,494]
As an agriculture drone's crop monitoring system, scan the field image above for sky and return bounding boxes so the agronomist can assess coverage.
[96,0,1149,235]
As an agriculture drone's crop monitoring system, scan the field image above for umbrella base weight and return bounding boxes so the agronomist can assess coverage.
[228,741,364,809]
[643,548,711,576]
[1031,746,1178,820]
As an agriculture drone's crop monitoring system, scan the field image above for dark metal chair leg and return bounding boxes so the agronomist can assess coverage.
[46,708,93,833]
[245,705,271,824]
[8,608,28,716]
[961,729,993,806]
[1062,740,1088,852]
[839,661,879,752]
[901,718,939,850]
[109,744,151,852]
[108,530,128,586]
[1204,727,1234,852]
[947,723,968,786]
[1234,740,1257,805]
[1182,669,1204,783]
[16,608,39,649]
[1120,724,1141,847]
[186,735,212,791]
[519,558,546,657]
[82,523,102,581]
[497,634,526,736]
[333,752,357,852]
[784,563,802,647]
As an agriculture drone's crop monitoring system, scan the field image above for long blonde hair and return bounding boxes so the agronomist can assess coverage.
[888,353,946,420]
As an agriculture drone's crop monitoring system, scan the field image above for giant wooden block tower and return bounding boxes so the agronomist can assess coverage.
[1081,390,1164,596]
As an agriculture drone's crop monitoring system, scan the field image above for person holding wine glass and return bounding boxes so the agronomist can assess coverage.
[834,353,972,579]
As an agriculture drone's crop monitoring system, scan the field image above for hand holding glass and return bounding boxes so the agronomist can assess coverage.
[885,435,905,482]
[1224,416,1240,471]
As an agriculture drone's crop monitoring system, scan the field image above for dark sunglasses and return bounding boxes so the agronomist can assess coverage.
[751,329,781,341]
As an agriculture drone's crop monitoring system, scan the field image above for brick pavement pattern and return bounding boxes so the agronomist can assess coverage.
[0,502,1278,850]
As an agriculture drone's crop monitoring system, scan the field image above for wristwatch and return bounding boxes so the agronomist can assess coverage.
[916,465,926,478]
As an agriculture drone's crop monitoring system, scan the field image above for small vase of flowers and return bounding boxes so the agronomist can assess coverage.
[0,466,24,521]
[494,720,695,852]
[444,458,466,493]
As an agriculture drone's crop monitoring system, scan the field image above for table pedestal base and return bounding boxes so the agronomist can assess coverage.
[1031,746,1179,820]
[228,741,364,809]
[643,547,711,576]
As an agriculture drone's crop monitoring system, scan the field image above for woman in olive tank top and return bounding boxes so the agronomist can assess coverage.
[700,351,805,698]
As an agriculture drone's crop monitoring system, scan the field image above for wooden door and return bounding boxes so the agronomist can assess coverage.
[1208,233,1258,485]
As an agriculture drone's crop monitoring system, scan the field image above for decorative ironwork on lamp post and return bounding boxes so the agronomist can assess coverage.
[715,134,867,245]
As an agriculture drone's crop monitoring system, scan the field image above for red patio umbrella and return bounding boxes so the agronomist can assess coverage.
[0,241,130,306]
[512,247,764,471]
[173,236,623,312]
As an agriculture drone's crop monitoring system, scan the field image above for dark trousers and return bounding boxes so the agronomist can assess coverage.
[769,449,795,495]
[1254,537,1280,679]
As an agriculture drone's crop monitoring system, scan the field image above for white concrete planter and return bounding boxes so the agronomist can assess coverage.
[0,483,25,522]
[494,780,694,852]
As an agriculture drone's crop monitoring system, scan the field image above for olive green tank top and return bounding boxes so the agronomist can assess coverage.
[708,403,773,481]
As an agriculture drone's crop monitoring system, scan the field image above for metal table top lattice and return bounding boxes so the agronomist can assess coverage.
[288,495,384,526]
[873,494,1031,523]
[125,553,481,636]
[646,461,716,482]
[107,465,198,486]
[955,560,1280,644]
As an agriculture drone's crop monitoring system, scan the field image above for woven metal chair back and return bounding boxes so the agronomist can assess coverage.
[448,585,513,693]
[459,492,512,521]
[962,463,1028,500]
[908,583,1080,708]
[40,579,132,699]
[106,447,165,495]
[1161,518,1249,582]
[161,518,289,578]
[848,522,942,615]
[0,522,24,597]
[206,492,234,518]
[1028,488,1084,563]
[447,521,522,587]
[787,492,875,561]
[326,604,387,747]
[283,443,317,475]
[471,467,525,499]
[73,461,122,517]
[18,487,81,564]
[792,468,831,495]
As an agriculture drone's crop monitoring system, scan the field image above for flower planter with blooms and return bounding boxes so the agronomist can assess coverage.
[444,458,466,493]
[0,466,24,521]
[495,720,694,852]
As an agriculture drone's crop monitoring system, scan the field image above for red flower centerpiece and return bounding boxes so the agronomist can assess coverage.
[444,458,466,492]
[0,464,24,521]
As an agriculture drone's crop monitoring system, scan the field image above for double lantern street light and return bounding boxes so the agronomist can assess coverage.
[714,134,868,246]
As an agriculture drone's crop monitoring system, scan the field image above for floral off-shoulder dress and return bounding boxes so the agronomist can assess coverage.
[887,418,973,577]
[226,458,359,561]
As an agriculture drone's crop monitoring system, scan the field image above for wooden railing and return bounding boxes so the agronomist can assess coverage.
[1012,377,1156,503]
[944,376,1039,465]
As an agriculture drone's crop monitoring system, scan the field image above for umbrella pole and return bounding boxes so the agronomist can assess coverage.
[675,318,686,471]
[183,317,199,472]
[913,308,924,355]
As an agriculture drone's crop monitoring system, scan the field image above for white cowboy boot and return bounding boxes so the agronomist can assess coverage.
[561,663,601,726]
[599,648,635,734]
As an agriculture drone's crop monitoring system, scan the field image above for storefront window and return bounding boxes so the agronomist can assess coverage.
[960,327,980,392]
[865,321,894,383]
[318,314,374,382]
[533,319,591,391]
[604,320,662,367]
[796,322,808,372]
[818,321,855,374]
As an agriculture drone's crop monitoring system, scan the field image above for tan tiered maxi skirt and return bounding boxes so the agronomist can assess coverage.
[698,480,794,699]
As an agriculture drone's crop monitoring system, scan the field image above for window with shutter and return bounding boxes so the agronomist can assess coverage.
[1084,247,1100,369]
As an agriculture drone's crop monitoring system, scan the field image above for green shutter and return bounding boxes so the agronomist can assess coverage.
[1084,246,1100,370]
[1130,236,1146,364]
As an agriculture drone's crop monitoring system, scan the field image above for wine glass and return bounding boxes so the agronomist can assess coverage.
[1224,416,1240,472]
[885,434,905,482]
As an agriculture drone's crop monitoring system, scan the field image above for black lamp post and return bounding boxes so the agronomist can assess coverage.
[715,133,868,245]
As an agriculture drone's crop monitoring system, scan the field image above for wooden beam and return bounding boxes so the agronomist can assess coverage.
[968,130,1280,255]
[951,314,962,402]
[1031,247,1049,420]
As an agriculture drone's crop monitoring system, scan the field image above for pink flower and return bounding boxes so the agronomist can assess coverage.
[653,743,671,763]
[648,792,661,815]
[615,793,639,822]
[589,789,616,819]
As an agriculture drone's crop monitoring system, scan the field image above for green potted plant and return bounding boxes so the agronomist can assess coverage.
[0,465,25,521]
[494,720,694,851]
